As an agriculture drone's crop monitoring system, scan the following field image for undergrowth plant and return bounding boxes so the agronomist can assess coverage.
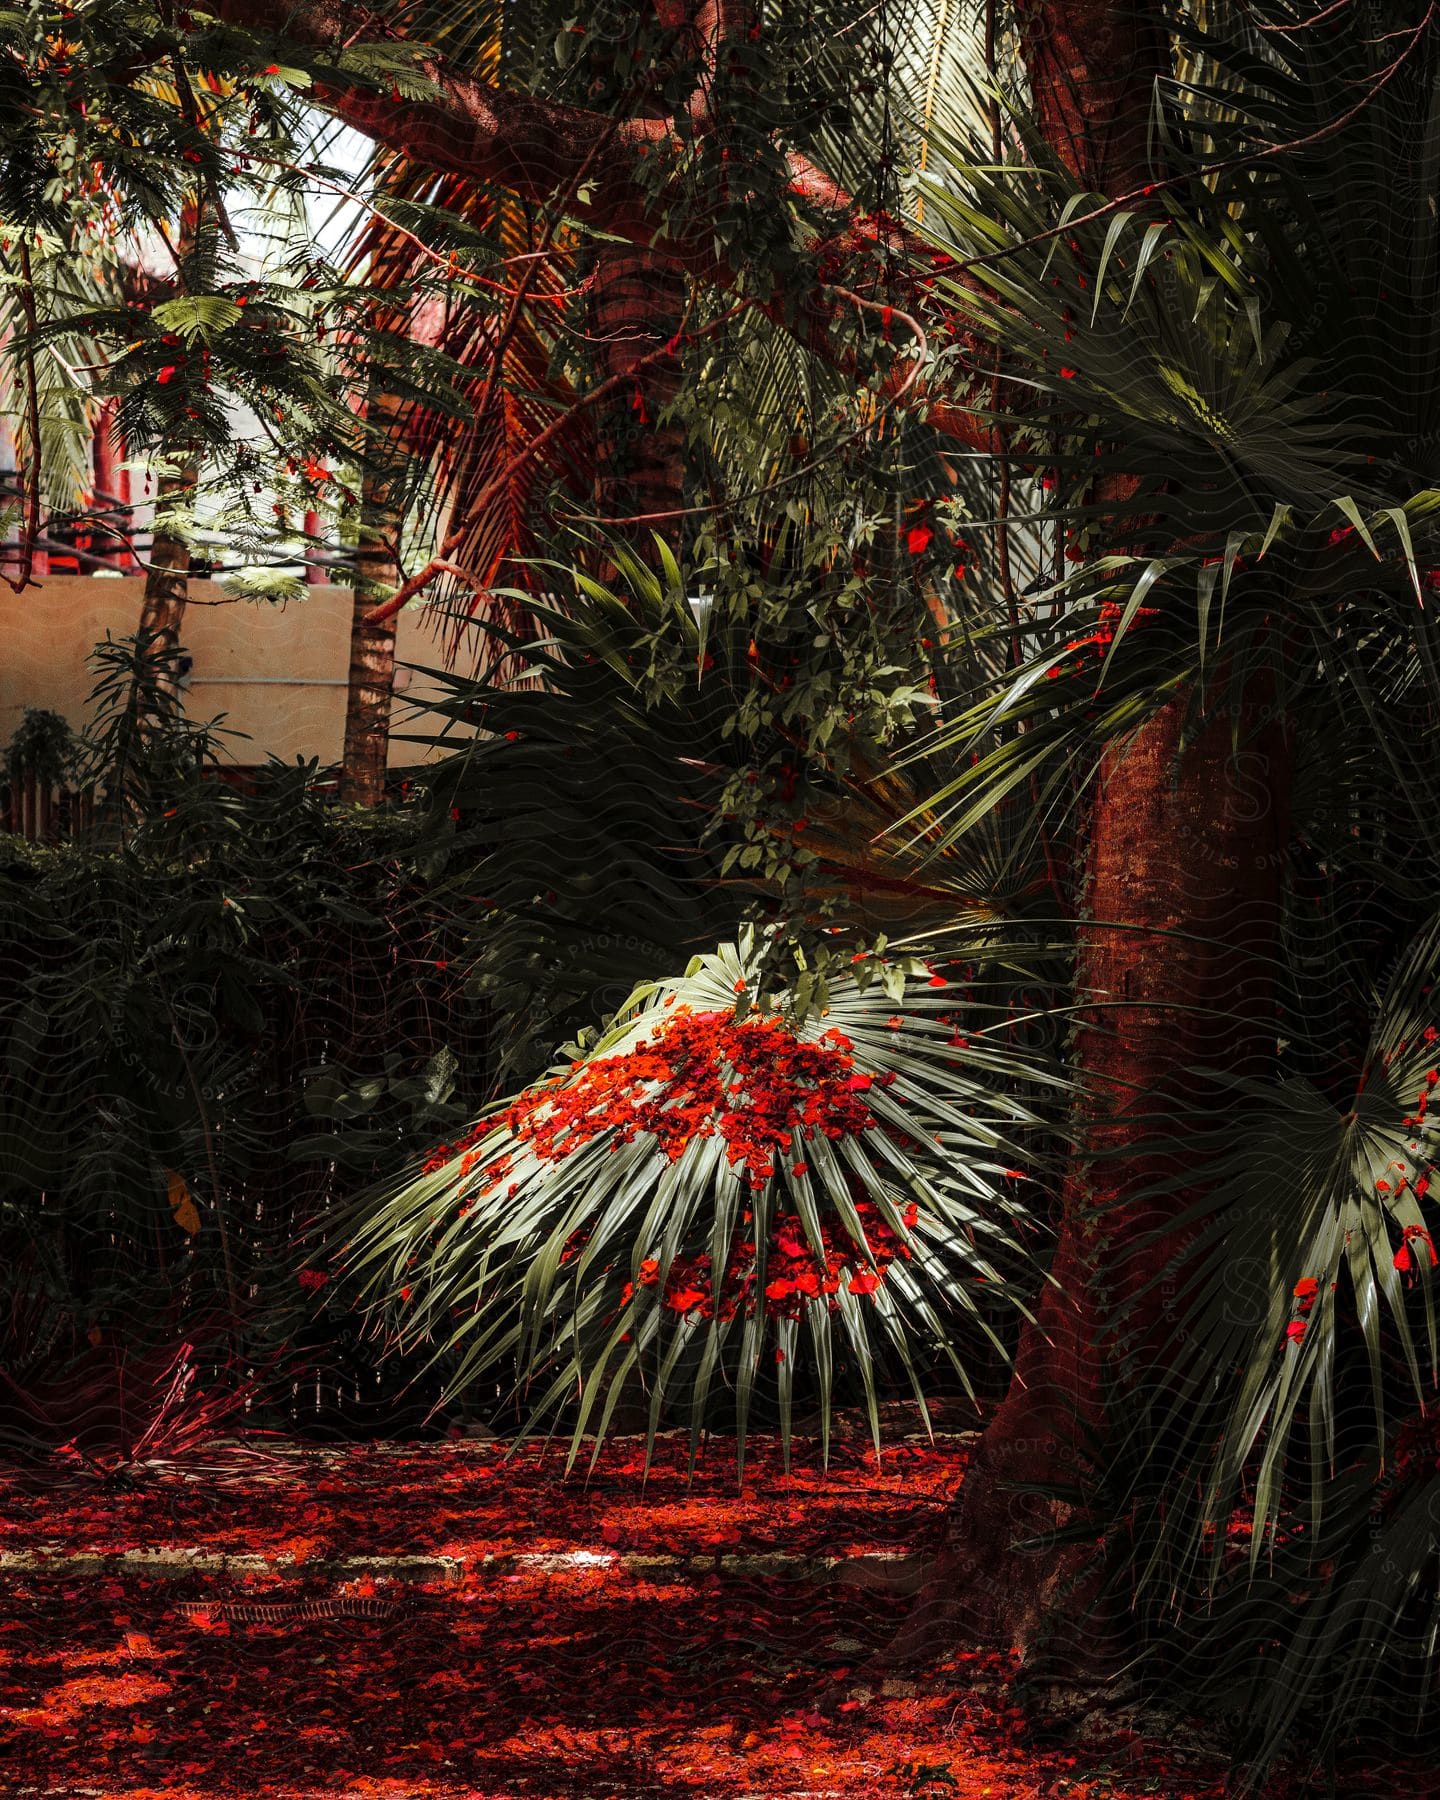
[337,936,1061,1475]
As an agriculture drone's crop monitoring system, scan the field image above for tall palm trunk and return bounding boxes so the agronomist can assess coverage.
[895,696,1291,1682]
[339,376,405,807]
[891,0,1297,1689]
[135,204,200,690]
[587,242,687,566]
[136,467,195,656]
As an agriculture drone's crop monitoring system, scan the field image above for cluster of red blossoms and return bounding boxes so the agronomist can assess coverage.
[490,1006,885,1188]
[1047,599,1159,681]
[414,1004,926,1319]
[611,1199,921,1324]
[1285,1276,1323,1343]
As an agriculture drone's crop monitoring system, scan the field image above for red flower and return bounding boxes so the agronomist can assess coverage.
[1293,1277,1319,1299]
[157,365,179,385]
[1285,1320,1307,1343]
[849,1270,882,1295]
[1397,1224,1437,1271]
[905,526,933,556]
[297,1269,328,1293]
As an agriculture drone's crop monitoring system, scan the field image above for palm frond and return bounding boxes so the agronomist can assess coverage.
[336,934,1060,1477]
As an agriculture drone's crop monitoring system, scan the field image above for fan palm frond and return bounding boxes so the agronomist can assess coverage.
[337,933,1059,1476]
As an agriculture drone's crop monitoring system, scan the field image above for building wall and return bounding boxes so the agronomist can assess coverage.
[1,578,478,768]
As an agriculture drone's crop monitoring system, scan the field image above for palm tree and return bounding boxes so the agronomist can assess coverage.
[866,0,1440,1764]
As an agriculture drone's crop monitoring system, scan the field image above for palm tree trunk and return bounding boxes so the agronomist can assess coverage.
[587,243,687,565]
[885,0,1299,1693]
[136,467,195,656]
[133,203,200,692]
[339,385,404,806]
[891,693,1291,1686]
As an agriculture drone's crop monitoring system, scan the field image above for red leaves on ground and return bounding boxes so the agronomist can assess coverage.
[0,1432,1264,1798]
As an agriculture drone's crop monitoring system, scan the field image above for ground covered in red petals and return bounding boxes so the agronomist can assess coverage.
[0,1430,1365,1798]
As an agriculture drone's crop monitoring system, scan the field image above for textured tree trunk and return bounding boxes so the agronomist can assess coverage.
[881,0,1298,1700]
[587,243,688,568]
[1013,0,1169,191]
[136,467,195,661]
[134,204,200,692]
[889,694,1291,1692]
[339,386,404,807]
[339,588,397,806]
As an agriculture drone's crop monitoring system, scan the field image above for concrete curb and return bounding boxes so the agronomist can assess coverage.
[0,1544,927,1584]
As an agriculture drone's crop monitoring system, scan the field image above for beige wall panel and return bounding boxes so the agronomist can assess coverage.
[0,577,478,769]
